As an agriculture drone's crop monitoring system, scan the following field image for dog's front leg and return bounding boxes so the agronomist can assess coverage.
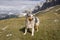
[24,28,27,35]
[32,28,34,36]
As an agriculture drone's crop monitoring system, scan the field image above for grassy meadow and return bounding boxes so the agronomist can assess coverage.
[0,5,60,40]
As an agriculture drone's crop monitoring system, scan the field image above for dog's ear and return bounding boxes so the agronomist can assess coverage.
[25,13,30,17]
[32,13,36,16]
[33,14,35,16]
[25,13,28,17]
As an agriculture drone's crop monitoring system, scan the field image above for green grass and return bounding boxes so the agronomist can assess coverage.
[0,5,60,40]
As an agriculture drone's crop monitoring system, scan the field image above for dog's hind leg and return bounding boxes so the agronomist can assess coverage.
[34,25,39,32]
[36,26,39,32]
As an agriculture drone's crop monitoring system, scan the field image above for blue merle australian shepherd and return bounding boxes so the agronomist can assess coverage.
[24,12,40,36]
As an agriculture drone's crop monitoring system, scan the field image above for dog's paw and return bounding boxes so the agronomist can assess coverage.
[32,34,34,36]
[23,33,26,35]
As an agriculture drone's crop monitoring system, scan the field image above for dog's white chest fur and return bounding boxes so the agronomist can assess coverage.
[27,18,35,28]
[27,23,32,28]
[27,21,34,28]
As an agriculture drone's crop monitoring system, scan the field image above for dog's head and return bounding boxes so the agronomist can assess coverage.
[26,12,34,21]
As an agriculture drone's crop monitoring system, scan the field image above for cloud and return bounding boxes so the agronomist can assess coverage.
[0,0,40,1]
[0,0,46,12]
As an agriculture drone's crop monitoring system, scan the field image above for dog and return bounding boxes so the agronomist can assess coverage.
[24,13,40,36]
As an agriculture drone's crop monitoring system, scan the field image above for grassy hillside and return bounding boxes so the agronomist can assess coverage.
[0,5,60,40]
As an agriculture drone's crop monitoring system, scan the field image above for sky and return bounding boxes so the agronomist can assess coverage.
[0,0,43,1]
[0,0,46,11]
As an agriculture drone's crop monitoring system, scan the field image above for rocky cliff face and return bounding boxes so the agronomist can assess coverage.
[46,0,60,5]
[41,0,60,9]
[32,0,60,13]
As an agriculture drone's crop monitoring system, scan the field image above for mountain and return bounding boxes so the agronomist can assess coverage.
[0,5,60,40]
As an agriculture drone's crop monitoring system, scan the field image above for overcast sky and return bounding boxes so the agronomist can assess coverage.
[0,0,46,11]
[0,0,42,1]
